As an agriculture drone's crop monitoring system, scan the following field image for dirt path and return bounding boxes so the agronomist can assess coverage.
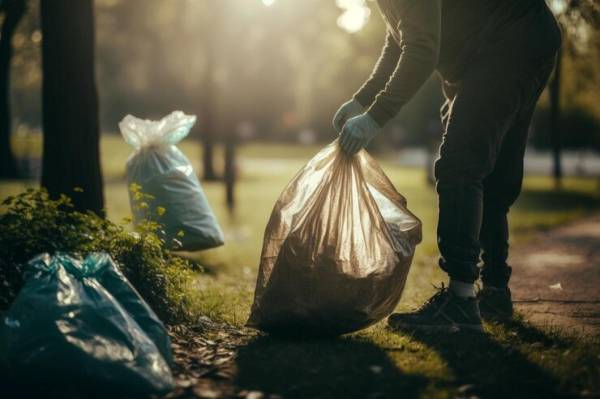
[510,214,600,336]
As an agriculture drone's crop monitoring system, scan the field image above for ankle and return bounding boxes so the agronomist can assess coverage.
[449,279,475,298]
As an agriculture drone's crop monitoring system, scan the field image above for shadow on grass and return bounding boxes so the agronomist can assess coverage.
[516,189,599,213]
[400,318,579,399]
[234,335,428,399]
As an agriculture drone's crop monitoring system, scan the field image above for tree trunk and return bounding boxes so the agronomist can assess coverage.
[40,0,104,215]
[224,130,236,213]
[0,0,26,179]
[199,3,221,182]
[549,46,563,189]
[202,45,218,181]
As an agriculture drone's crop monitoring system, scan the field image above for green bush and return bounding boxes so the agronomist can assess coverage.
[0,188,196,324]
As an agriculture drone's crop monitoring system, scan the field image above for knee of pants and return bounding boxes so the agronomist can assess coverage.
[484,177,524,210]
[434,153,494,188]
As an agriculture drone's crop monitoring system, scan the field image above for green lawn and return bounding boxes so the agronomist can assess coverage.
[2,134,599,398]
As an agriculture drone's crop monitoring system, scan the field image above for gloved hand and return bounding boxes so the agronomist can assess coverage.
[332,99,365,133]
[339,113,381,156]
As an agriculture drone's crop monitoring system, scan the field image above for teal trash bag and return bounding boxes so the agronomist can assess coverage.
[89,252,173,365]
[120,111,225,251]
[0,253,174,396]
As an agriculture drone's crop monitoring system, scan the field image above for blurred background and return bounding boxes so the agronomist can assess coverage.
[2,0,599,178]
[0,0,599,319]
[1,3,600,396]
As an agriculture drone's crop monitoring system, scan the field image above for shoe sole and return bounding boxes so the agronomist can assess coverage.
[388,322,484,333]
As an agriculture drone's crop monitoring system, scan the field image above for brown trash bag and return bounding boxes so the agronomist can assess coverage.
[247,140,422,336]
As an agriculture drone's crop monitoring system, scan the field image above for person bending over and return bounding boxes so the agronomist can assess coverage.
[333,0,561,331]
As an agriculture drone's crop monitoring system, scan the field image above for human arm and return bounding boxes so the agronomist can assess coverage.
[333,32,401,133]
[366,0,442,127]
[353,31,402,109]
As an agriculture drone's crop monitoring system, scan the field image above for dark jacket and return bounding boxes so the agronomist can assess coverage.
[354,0,561,127]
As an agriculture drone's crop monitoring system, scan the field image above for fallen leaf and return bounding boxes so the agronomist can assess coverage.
[246,391,265,399]
[193,386,221,399]
[457,384,476,394]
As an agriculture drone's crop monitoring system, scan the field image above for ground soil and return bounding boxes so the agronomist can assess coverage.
[511,214,600,336]
[164,214,600,398]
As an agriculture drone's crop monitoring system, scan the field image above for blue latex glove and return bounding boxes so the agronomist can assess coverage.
[339,113,381,156]
[332,99,365,133]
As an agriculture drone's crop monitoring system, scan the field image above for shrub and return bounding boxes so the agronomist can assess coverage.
[0,188,196,324]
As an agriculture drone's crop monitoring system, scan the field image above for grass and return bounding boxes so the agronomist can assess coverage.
[2,133,600,398]
[233,319,600,398]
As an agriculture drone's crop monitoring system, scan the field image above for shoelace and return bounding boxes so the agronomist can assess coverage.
[416,283,450,313]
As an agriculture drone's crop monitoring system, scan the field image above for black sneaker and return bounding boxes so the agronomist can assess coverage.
[388,285,483,332]
[477,285,513,320]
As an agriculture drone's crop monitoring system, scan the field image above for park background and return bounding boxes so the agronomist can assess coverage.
[0,1,599,398]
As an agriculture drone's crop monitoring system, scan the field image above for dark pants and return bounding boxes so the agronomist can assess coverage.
[435,8,561,286]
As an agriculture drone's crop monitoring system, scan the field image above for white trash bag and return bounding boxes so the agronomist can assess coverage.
[247,141,422,336]
[120,111,224,251]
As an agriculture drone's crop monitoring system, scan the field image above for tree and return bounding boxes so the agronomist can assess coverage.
[40,0,104,215]
[198,3,220,181]
[549,46,563,188]
[549,0,600,187]
[0,0,25,179]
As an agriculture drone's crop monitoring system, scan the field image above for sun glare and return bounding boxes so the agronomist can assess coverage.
[261,0,276,6]
[336,0,371,33]
[549,0,567,14]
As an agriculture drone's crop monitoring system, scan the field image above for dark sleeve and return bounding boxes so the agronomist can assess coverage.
[367,0,442,127]
[353,31,402,108]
